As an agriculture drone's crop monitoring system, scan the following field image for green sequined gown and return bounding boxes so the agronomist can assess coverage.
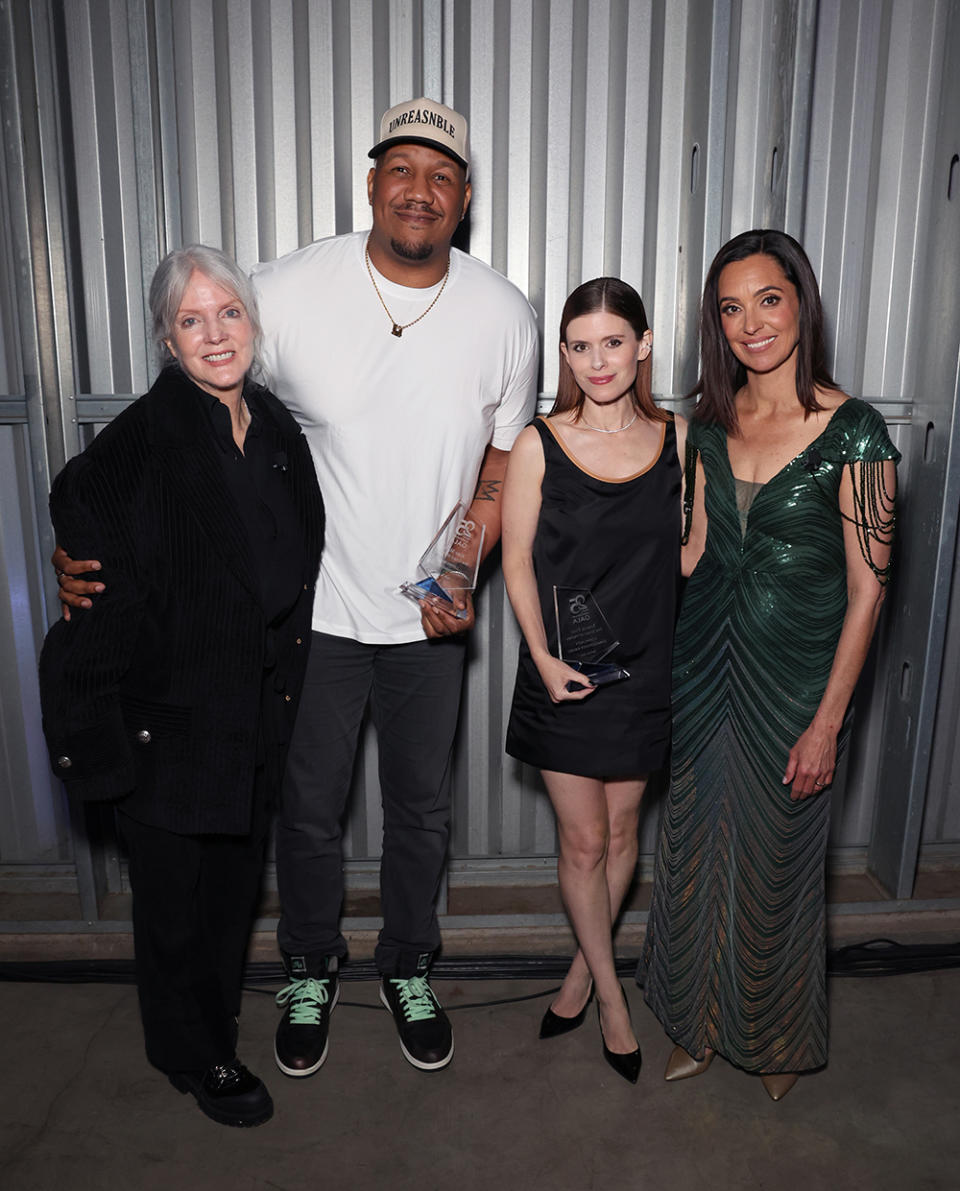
[639,398,898,1073]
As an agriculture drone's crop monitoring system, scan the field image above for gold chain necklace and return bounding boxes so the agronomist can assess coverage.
[365,243,451,337]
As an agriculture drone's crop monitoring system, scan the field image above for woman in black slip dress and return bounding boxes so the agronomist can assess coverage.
[501,278,705,1084]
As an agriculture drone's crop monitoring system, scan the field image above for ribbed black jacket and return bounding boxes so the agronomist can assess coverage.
[39,366,324,835]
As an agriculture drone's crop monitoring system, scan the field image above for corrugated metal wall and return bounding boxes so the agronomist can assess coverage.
[1,0,958,920]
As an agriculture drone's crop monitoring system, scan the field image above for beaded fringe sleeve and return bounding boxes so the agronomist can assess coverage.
[843,457,896,585]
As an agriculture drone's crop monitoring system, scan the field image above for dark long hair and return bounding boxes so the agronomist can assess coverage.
[551,277,666,424]
[691,229,840,431]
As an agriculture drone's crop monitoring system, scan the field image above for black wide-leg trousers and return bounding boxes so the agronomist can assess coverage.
[119,803,269,1074]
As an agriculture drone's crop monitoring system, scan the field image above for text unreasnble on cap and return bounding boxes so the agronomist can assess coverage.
[368,96,470,176]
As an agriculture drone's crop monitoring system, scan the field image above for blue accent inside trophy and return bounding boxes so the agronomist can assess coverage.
[400,503,486,619]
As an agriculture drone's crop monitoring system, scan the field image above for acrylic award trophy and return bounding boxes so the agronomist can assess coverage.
[400,503,486,620]
[554,586,630,689]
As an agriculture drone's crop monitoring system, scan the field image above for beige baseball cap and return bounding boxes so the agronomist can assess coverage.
[368,97,470,175]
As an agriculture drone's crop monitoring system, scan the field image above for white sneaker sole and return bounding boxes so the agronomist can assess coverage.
[379,984,454,1071]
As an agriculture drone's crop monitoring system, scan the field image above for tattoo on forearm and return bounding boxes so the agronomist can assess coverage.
[474,479,502,502]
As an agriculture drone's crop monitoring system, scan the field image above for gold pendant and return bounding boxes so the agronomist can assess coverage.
[392,323,403,337]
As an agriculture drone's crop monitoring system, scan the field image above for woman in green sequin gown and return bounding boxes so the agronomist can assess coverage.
[638,231,898,1099]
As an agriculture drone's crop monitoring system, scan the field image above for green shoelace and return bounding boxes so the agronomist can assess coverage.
[275,977,333,1025]
[389,976,439,1022]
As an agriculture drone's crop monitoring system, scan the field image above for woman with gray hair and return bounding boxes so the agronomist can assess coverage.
[40,245,324,1127]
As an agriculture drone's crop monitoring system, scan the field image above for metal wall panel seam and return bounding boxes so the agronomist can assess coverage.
[797,0,844,367]
[348,2,379,229]
[0,429,64,861]
[421,0,443,101]
[465,0,496,268]
[619,0,654,300]
[505,0,534,294]
[541,0,574,398]
[823,1,887,399]
[523,0,551,326]
[926,537,960,839]
[728,0,790,231]
[0,3,54,462]
[306,0,336,244]
[450,0,471,127]
[862,1,944,399]
[266,0,300,259]
[19,3,77,553]
[329,0,354,234]
[225,1,259,269]
[125,0,161,391]
[291,1,314,249]
[153,0,183,249]
[579,0,613,280]
[110,0,148,393]
[62,2,114,393]
[488,0,512,279]
[176,0,224,243]
[782,0,816,238]
[601,0,629,279]
[388,0,419,100]
[562,0,587,294]
[671,0,714,397]
[0,0,21,393]
[649,0,689,396]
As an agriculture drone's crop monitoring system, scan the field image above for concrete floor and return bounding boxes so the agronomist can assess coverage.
[1,924,959,1191]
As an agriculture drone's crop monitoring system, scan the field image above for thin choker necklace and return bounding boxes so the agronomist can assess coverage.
[365,243,450,337]
[579,410,639,434]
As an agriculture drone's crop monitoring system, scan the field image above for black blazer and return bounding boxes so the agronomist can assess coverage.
[39,366,324,835]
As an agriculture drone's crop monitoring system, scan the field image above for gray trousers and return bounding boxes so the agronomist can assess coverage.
[276,630,466,976]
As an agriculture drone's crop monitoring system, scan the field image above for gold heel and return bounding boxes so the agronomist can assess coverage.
[760,1072,798,1101]
[664,1044,715,1082]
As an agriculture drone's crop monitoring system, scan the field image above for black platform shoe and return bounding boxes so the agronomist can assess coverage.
[169,1059,273,1127]
[539,987,594,1039]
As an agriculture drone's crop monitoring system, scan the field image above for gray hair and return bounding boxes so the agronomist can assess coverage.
[149,244,262,368]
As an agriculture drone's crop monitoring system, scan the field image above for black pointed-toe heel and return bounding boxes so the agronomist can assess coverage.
[602,1034,642,1084]
[598,987,641,1084]
[539,987,594,1039]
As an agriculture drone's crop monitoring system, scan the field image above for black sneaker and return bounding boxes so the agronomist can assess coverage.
[274,955,340,1077]
[169,1060,273,1127]
[379,975,454,1071]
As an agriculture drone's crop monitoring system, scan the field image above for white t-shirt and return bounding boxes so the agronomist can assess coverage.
[252,230,539,644]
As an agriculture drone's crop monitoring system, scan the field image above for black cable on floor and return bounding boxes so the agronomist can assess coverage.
[2,940,960,1006]
[826,938,960,976]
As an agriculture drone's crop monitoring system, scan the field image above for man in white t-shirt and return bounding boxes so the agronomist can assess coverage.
[252,98,539,1076]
